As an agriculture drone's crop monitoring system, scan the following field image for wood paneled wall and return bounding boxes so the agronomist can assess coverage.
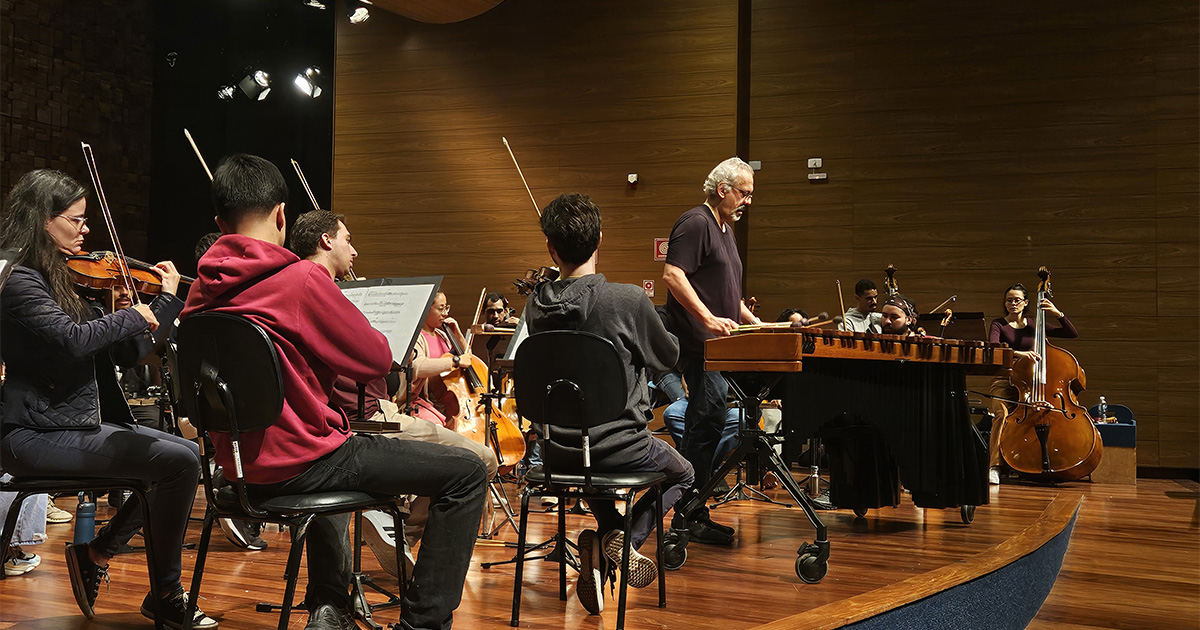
[335,1,1198,467]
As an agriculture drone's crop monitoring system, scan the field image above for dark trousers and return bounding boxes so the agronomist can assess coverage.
[256,433,487,630]
[678,351,730,492]
[588,437,694,549]
[1,423,201,593]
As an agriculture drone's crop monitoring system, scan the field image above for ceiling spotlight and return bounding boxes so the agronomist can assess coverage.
[217,85,236,100]
[294,66,323,99]
[347,0,370,23]
[237,69,272,101]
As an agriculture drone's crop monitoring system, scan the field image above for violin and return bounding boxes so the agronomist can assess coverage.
[999,267,1102,482]
[67,251,193,295]
[513,266,559,295]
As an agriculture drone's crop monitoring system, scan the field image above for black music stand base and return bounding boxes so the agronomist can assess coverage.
[679,372,831,584]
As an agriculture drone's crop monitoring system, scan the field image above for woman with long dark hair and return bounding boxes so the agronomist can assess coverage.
[0,169,215,628]
[985,282,1078,484]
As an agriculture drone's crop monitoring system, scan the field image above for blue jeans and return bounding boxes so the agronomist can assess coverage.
[254,433,487,630]
[587,437,693,549]
[663,400,743,469]
[2,423,201,593]
[677,352,730,490]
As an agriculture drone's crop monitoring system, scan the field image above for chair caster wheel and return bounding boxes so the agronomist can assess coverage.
[662,528,689,570]
[795,551,828,584]
[960,504,976,524]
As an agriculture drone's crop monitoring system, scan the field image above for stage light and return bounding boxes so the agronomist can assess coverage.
[217,85,236,100]
[303,0,327,8]
[237,69,272,101]
[347,0,370,23]
[294,66,323,98]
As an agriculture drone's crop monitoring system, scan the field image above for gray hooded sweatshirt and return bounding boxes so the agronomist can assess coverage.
[525,274,680,468]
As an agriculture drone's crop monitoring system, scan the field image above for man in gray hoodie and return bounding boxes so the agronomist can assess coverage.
[525,193,694,615]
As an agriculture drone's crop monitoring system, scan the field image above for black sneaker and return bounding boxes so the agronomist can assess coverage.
[140,587,219,629]
[218,518,267,550]
[671,513,734,545]
[304,603,355,630]
[575,529,604,615]
[65,543,108,619]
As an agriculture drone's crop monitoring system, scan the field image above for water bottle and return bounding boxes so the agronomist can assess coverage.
[1097,396,1108,424]
[73,492,96,545]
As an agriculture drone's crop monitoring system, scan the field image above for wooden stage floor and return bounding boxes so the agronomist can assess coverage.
[0,475,1196,629]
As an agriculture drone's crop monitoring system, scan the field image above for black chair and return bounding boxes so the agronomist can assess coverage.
[510,330,668,630]
[174,312,407,630]
[0,477,164,629]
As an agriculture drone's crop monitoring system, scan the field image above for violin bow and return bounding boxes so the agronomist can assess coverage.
[929,295,957,314]
[836,279,847,321]
[470,287,487,341]
[183,128,214,182]
[291,158,361,281]
[501,137,541,218]
[80,142,140,305]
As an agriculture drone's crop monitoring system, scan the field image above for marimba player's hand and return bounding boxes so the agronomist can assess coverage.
[705,315,739,336]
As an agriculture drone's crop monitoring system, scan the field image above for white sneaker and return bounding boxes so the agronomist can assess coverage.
[4,550,41,576]
[988,467,1001,486]
[361,510,415,580]
[46,497,73,524]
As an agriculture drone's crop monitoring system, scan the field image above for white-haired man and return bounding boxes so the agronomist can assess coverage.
[660,157,760,545]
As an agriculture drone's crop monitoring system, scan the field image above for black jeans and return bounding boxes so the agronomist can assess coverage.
[588,437,693,549]
[255,433,487,630]
[678,351,730,492]
[1,423,201,593]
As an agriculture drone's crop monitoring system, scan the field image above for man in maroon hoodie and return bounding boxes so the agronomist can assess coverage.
[181,154,487,630]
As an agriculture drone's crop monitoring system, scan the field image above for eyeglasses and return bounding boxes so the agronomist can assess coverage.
[57,215,89,230]
[435,304,451,314]
[1005,298,1027,304]
[727,185,753,201]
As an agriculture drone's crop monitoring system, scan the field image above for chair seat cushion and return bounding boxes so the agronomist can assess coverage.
[524,465,667,489]
[0,477,151,494]
[214,486,391,516]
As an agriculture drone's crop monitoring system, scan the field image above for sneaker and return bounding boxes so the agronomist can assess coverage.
[989,467,1001,486]
[305,603,354,629]
[65,543,108,619]
[671,513,734,545]
[576,529,604,615]
[140,587,218,629]
[46,497,73,523]
[4,549,41,576]
[600,530,658,589]
[360,510,415,580]
[540,496,559,508]
[218,518,268,550]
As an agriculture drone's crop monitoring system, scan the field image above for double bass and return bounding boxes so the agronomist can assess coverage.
[999,267,1102,482]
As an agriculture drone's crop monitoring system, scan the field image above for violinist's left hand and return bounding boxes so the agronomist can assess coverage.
[154,261,181,296]
[1039,298,1064,319]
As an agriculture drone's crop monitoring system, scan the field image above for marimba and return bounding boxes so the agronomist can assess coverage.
[705,326,1012,522]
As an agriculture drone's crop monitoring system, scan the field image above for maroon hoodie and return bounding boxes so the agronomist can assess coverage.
[181,234,392,484]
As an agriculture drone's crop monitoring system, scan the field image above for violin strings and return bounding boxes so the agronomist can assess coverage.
[81,143,140,305]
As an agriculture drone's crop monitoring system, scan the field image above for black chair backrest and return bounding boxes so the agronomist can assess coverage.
[514,330,626,430]
[175,312,284,437]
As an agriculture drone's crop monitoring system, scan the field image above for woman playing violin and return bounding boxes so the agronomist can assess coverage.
[0,170,214,628]
[985,283,1078,483]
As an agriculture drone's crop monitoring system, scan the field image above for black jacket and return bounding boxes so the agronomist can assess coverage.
[526,274,679,469]
[1,266,183,431]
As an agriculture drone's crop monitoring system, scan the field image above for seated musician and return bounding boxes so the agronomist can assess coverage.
[0,169,214,628]
[405,292,474,428]
[289,208,498,578]
[985,283,1077,485]
[525,192,694,614]
[839,278,883,333]
[181,154,486,630]
[482,291,519,328]
[880,294,921,337]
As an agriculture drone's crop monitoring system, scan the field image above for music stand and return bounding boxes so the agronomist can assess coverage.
[918,312,986,341]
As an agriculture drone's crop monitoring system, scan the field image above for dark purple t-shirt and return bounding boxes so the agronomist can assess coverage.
[988,316,1078,350]
[664,204,743,351]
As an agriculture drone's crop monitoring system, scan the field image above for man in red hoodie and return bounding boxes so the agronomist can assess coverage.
[181,154,487,630]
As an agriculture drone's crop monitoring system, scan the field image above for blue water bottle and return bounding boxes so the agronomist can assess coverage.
[73,492,96,545]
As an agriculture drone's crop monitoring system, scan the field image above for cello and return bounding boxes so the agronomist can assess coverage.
[439,323,527,472]
[999,267,1102,482]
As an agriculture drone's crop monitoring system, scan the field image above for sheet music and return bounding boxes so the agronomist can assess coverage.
[341,278,440,366]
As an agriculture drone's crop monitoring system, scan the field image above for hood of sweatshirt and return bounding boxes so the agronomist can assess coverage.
[528,273,607,330]
[188,234,299,305]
